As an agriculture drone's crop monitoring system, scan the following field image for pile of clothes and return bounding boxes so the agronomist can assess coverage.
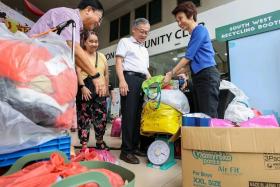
[0,24,77,129]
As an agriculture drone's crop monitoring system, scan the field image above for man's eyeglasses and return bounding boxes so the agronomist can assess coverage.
[136,27,149,35]
[92,9,103,24]
[96,14,103,24]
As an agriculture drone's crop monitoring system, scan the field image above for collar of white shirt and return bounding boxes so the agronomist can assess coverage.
[130,36,145,46]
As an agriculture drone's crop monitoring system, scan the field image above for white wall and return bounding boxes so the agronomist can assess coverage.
[98,0,235,48]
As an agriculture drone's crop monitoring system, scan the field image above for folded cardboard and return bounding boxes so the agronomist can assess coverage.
[181,127,280,187]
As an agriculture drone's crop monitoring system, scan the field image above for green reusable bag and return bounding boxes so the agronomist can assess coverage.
[142,75,164,109]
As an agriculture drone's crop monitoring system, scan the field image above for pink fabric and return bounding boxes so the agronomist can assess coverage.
[240,115,279,128]
[210,115,279,128]
[210,118,234,127]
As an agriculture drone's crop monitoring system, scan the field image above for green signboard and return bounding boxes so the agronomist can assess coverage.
[216,10,280,41]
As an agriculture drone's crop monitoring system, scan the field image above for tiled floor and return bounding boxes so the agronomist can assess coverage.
[71,124,182,187]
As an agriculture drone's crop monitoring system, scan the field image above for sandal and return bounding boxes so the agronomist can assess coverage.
[96,141,110,151]
[80,142,87,150]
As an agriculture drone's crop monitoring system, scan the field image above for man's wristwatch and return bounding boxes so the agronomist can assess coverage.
[79,85,85,89]
[89,72,100,80]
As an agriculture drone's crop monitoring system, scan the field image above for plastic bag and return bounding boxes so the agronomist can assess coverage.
[156,89,189,114]
[210,115,279,128]
[219,80,249,103]
[220,80,254,123]
[0,101,62,154]
[142,75,164,96]
[141,102,181,135]
[224,101,254,123]
[111,117,121,137]
[95,150,119,165]
[239,115,279,127]
[0,24,77,129]
[210,118,235,127]
[142,75,164,109]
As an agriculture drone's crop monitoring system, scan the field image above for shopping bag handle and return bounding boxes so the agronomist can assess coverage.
[4,150,68,176]
[52,171,112,187]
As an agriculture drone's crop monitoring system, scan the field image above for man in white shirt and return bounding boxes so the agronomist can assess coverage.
[115,18,151,164]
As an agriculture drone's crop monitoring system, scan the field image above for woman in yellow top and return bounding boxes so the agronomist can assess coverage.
[76,30,109,150]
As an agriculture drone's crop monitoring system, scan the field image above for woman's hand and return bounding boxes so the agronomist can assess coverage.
[92,78,106,97]
[163,71,173,86]
[81,86,92,101]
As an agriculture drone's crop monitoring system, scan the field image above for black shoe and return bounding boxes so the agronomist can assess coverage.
[134,149,147,157]
[120,152,140,164]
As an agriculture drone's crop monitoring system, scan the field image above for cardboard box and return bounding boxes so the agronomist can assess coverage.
[181,127,280,187]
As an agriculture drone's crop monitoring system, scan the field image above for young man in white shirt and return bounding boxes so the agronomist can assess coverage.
[115,18,151,164]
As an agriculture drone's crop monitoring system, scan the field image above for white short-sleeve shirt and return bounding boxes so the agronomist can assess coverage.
[115,36,149,75]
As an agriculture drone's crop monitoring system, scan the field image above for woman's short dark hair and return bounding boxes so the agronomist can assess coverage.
[80,30,98,49]
[172,1,197,22]
[78,0,104,12]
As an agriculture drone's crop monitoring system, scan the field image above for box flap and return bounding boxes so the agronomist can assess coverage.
[182,127,280,153]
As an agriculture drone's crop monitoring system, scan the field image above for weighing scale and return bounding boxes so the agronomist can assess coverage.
[147,136,176,170]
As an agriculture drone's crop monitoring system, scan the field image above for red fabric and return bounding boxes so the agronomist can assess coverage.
[71,148,102,162]
[252,108,262,117]
[50,68,77,105]
[55,106,77,129]
[88,169,125,187]
[0,39,77,129]
[0,39,77,105]
[0,153,124,187]
[0,40,51,83]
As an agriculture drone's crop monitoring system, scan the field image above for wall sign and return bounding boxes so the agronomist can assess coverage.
[216,10,280,41]
[100,22,191,66]
[0,1,34,33]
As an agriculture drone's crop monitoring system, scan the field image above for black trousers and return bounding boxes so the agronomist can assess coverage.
[192,66,220,118]
[121,72,146,154]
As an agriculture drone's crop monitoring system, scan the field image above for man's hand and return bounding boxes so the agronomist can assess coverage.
[119,80,129,96]
[92,78,106,97]
[163,71,172,86]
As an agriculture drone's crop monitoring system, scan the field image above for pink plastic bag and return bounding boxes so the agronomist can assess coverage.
[239,115,279,128]
[111,117,121,137]
[210,118,234,127]
[95,150,118,165]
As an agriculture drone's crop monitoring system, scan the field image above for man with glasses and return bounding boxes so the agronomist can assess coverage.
[115,18,151,164]
[28,0,106,96]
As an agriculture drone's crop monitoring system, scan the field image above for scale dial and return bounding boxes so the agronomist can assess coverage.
[147,140,170,165]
